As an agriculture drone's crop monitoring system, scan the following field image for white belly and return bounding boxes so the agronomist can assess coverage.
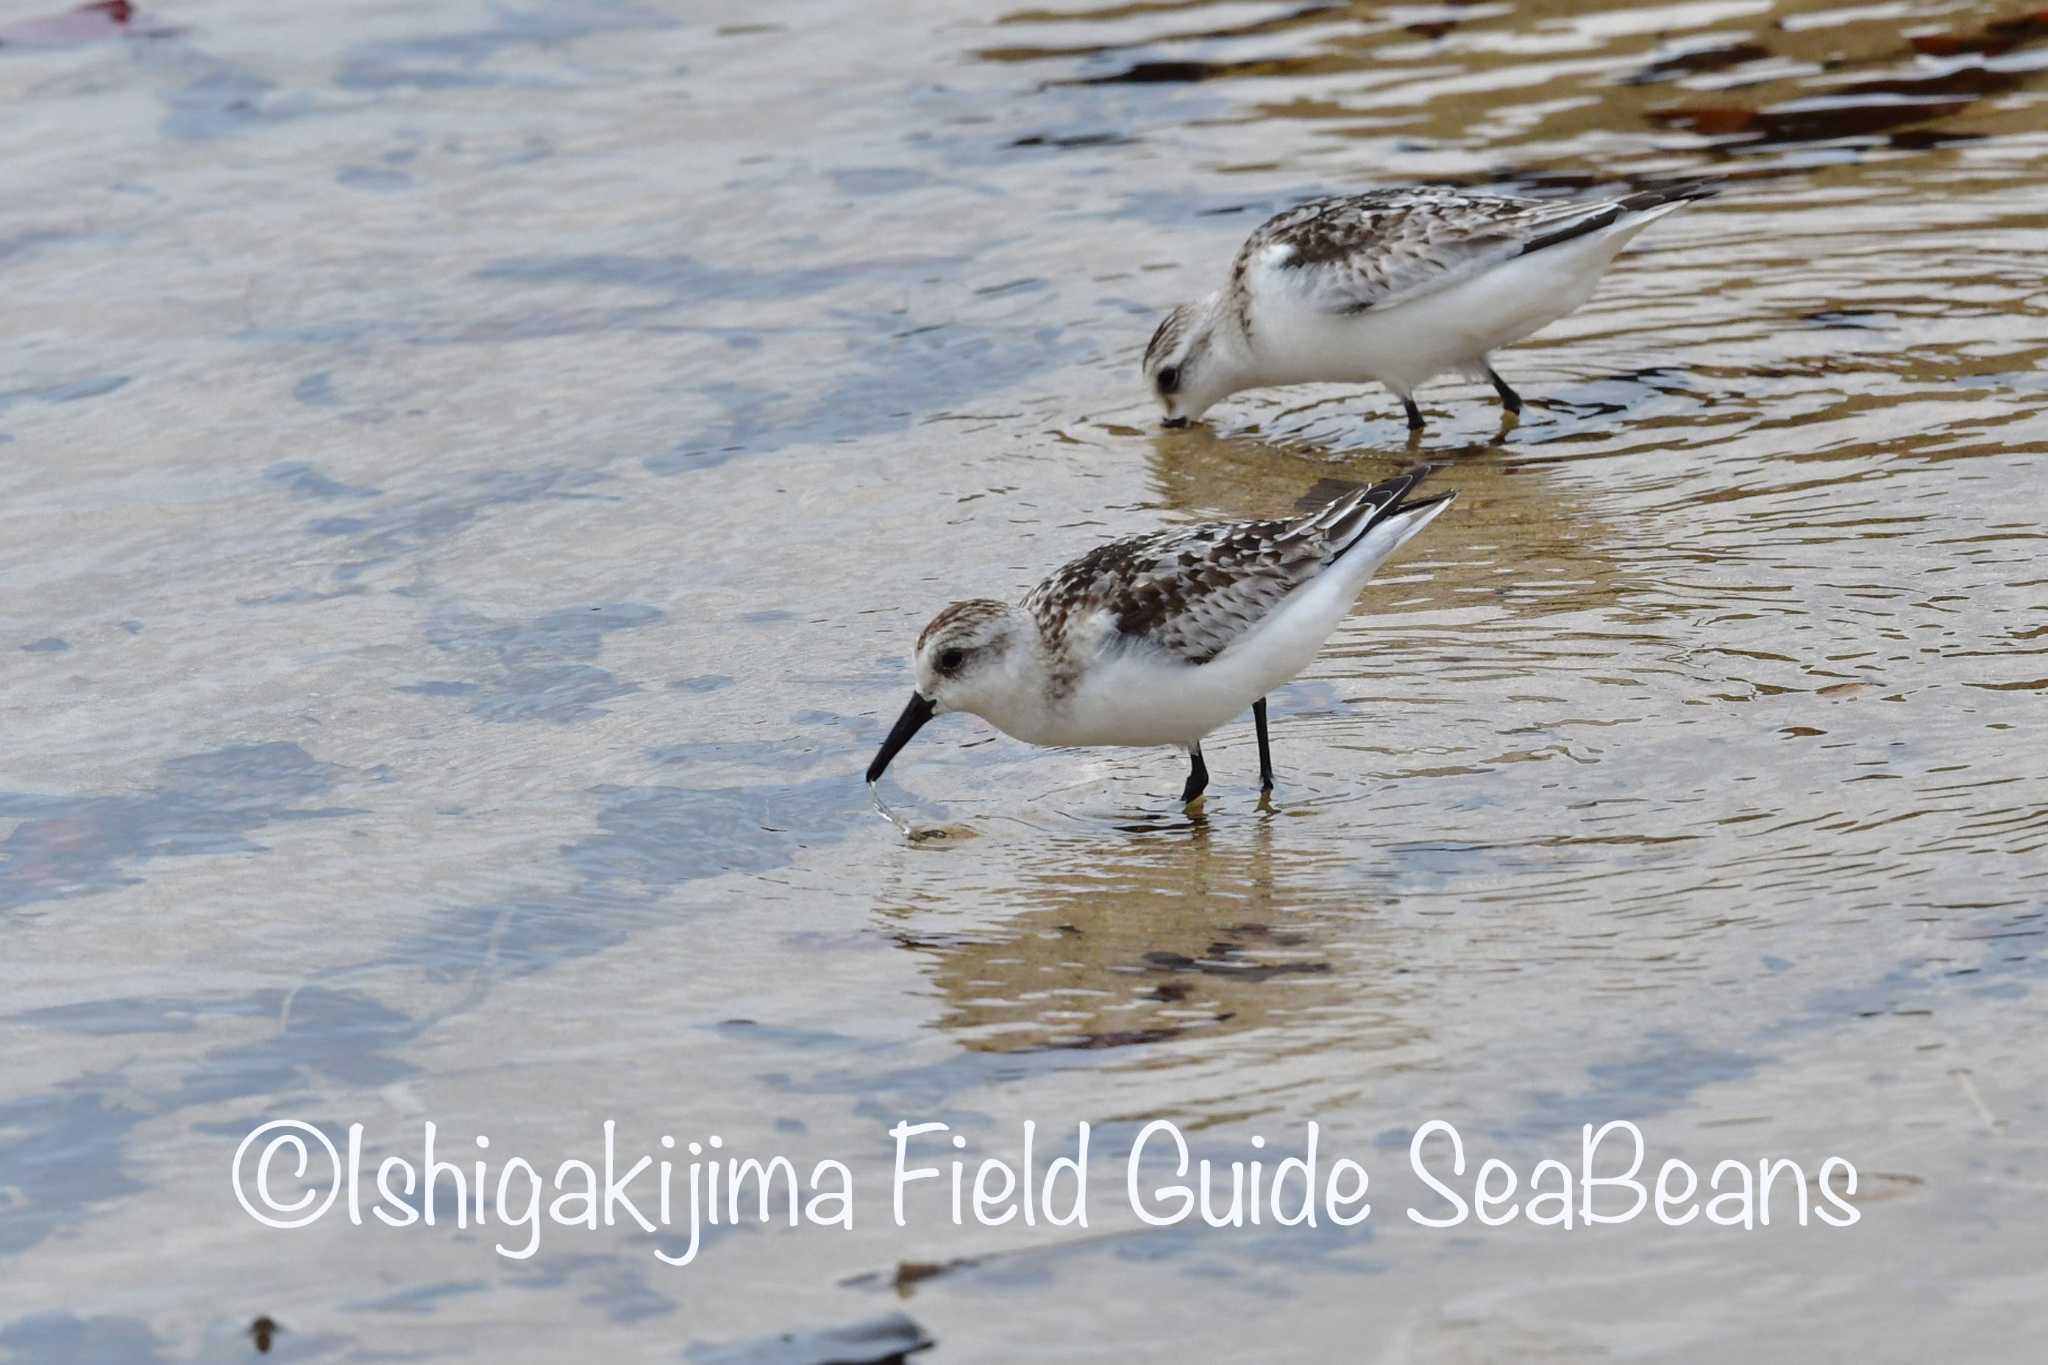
[1253,216,1657,395]
[1051,651,1268,749]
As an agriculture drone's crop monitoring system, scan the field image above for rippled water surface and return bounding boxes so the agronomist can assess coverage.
[4,0,2046,1359]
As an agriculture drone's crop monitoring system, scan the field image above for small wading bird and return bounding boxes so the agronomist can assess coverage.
[867,468,1453,808]
[1143,181,1718,431]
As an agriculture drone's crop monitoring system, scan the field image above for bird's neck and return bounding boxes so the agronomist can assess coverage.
[1198,291,1264,387]
[969,614,1066,746]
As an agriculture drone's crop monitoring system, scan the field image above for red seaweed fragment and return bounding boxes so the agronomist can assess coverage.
[0,1,178,50]
[838,1258,981,1295]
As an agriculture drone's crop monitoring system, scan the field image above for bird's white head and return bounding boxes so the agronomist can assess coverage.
[912,599,1026,717]
[1143,291,1240,427]
[866,599,1034,784]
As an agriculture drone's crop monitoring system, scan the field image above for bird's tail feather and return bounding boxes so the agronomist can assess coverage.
[1518,177,1720,255]
[1616,178,1723,214]
[1294,466,1454,564]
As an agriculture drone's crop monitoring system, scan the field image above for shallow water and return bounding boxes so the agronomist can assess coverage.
[3,0,2046,1358]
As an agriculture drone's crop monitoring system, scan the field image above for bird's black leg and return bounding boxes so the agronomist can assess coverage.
[1252,697,1274,793]
[1181,743,1210,805]
[1402,396,1426,431]
[1483,362,1523,416]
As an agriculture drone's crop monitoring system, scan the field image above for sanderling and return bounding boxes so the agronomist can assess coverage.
[866,468,1453,808]
[1143,181,1717,431]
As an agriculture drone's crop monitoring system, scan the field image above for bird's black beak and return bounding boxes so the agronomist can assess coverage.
[1161,416,1189,429]
[867,692,936,785]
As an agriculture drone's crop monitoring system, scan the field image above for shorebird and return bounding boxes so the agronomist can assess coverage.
[866,468,1453,807]
[1142,181,1717,431]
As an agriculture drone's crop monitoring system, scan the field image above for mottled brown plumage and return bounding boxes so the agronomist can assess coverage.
[1021,469,1435,687]
[1237,187,1677,319]
[916,599,1006,653]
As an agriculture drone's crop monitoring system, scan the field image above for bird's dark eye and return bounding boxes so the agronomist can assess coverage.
[937,647,966,673]
[1157,365,1181,395]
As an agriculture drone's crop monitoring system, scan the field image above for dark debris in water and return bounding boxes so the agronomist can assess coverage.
[248,1315,279,1354]
[1143,943,1331,982]
[1025,1024,1187,1051]
[1885,127,1985,150]
[685,1311,933,1365]
[1065,53,1342,85]
[1622,40,1771,85]
[1009,130,1133,149]
[1804,309,1891,331]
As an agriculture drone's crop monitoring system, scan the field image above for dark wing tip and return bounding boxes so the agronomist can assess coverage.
[1618,177,1725,212]
[1519,177,1720,257]
[1378,462,1440,514]
[1391,488,1457,518]
[1293,476,1369,515]
[1294,462,1441,517]
[1309,464,1449,558]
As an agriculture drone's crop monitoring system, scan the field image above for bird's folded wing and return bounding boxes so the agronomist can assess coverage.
[1026,513,1360,668]
[1242,189,1623,315]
